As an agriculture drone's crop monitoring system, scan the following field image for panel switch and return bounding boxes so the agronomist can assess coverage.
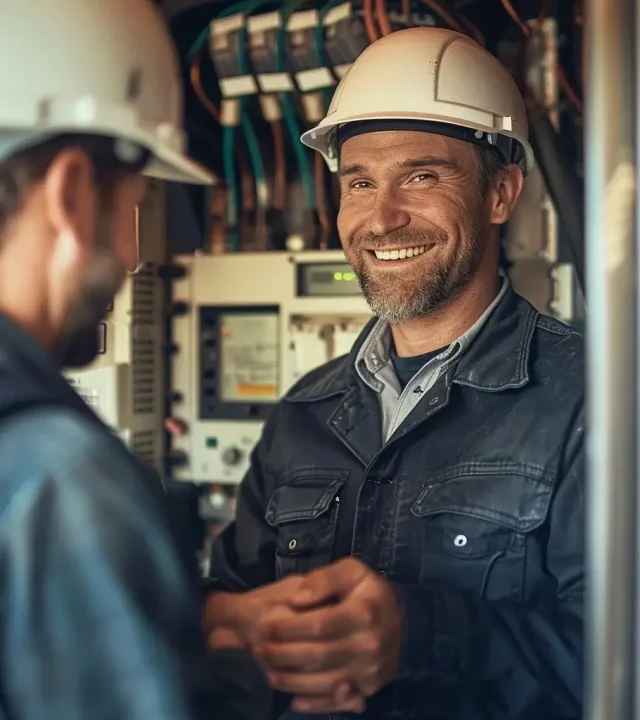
[221,447,243,466]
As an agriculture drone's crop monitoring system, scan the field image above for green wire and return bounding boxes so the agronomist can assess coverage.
[314,0,342,67]
[237,24,267,209]
[222,125,239,251]
[318,0,343,65]
[283,97,315,208]
[191,0,269,251]
[277,0,316,209]
[191,0,312,216]
[240,109,267,204]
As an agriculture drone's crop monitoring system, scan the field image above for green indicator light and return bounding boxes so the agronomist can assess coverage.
[334,272,343,281]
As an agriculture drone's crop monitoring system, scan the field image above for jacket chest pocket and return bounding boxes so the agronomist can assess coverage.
[411,463,554,602]
[265,472,347,579]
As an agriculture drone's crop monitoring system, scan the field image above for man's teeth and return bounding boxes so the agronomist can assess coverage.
[374,245,427,261]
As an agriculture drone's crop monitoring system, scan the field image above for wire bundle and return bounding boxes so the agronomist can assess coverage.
[186,0,583,257]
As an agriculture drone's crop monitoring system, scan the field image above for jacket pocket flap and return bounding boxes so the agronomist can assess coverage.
[411,462,553,533]
[265,476,346,527]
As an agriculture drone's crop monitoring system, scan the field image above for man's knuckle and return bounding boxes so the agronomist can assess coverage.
[308,648,326,670]
[310,618,326,638]
[360,602,376,626]
[363,636,382,656]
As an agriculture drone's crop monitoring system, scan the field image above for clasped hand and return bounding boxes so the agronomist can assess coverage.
[208,558,402,714]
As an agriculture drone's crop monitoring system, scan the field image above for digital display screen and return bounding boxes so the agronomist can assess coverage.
[297,262,362,297]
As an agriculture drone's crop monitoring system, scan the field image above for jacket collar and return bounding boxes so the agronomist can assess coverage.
[452,286,537,391]
[286,287,538,403]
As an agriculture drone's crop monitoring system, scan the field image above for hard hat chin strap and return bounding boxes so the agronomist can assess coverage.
[335,119,524,169]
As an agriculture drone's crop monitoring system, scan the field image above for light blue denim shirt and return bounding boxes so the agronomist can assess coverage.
[0,316,269,720]
[355,278,510,441]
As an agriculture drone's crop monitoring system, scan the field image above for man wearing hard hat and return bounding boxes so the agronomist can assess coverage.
[206,27,584,719]
[0,2,274,718]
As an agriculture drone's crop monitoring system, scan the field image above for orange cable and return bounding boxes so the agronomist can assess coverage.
[499,0,582,114]
[363,0,380,43]
[190,49,256,216]
[270,120,287,211]
[375,0,393,35]
[419,0,467,34]
[455,12,486,45]
[190,51,219,121]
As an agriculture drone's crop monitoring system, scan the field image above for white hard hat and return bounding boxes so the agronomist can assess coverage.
[301,27,534,176]
[0,0,214,185]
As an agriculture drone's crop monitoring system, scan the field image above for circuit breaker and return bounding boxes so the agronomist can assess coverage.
[64,179,168,473]
[170,250,371,485]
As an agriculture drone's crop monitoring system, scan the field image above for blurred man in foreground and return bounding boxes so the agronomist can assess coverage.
[0,2,271,718]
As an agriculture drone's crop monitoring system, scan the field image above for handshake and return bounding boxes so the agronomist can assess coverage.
[204,558,403,715]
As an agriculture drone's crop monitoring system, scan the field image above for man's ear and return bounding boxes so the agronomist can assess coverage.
[43,148,96,248]
[488,165,525,226]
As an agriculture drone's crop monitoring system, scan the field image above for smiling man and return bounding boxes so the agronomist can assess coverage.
[205,27,585,720]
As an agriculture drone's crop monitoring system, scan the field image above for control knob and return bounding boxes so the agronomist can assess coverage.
[222,447,244,466]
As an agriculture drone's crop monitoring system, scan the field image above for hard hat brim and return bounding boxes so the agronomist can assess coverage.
[302,113,535,176]
[0,126,216,186]
[145,146,216,185]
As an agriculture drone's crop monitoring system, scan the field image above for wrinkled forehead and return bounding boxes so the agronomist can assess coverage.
[338,130,477,175]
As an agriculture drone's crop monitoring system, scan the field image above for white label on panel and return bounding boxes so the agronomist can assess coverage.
[220,313,279,403]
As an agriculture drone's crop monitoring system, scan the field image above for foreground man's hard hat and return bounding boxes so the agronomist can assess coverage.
[301,27,534,176]
[0,0,214,185]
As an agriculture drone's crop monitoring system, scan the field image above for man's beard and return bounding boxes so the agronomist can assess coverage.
[349,224,483,325]
[55,215,125,369]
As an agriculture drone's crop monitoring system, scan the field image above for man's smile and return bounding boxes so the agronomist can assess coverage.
[365,243,436,266]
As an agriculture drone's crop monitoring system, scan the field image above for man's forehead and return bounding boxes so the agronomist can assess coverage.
[339,129,473,169]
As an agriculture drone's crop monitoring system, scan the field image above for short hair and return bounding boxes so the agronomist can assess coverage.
[0,134,143,240]
[475,144,509,197]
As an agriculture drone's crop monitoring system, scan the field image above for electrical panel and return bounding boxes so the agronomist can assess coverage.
[64,180,168,473]
[170,250,371,485]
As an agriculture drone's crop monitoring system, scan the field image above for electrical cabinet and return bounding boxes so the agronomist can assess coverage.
[170,250,371,484]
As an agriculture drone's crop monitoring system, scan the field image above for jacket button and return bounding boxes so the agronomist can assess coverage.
[454,534,467,547]
[429,396,440,406]
[378,570,386,576]
[288,539,298,551]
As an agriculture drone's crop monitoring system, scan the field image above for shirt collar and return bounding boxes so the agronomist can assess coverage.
[355,277,511,390]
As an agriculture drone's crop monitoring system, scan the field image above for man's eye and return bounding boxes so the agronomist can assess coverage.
[410,173,436,183]
[351,180,372,189]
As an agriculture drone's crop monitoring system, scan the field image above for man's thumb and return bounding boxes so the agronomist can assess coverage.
[291,558,368,608]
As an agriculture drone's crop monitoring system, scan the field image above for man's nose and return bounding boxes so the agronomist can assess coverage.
[366,189,411,236]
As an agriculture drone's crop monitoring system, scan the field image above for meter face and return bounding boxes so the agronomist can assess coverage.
[198,305,279,422]
[219,312,279,404]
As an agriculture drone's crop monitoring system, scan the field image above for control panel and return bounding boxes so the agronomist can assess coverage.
[170,250,371,484]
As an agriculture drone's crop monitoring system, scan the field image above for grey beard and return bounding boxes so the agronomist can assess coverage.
[355,231,482,325]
